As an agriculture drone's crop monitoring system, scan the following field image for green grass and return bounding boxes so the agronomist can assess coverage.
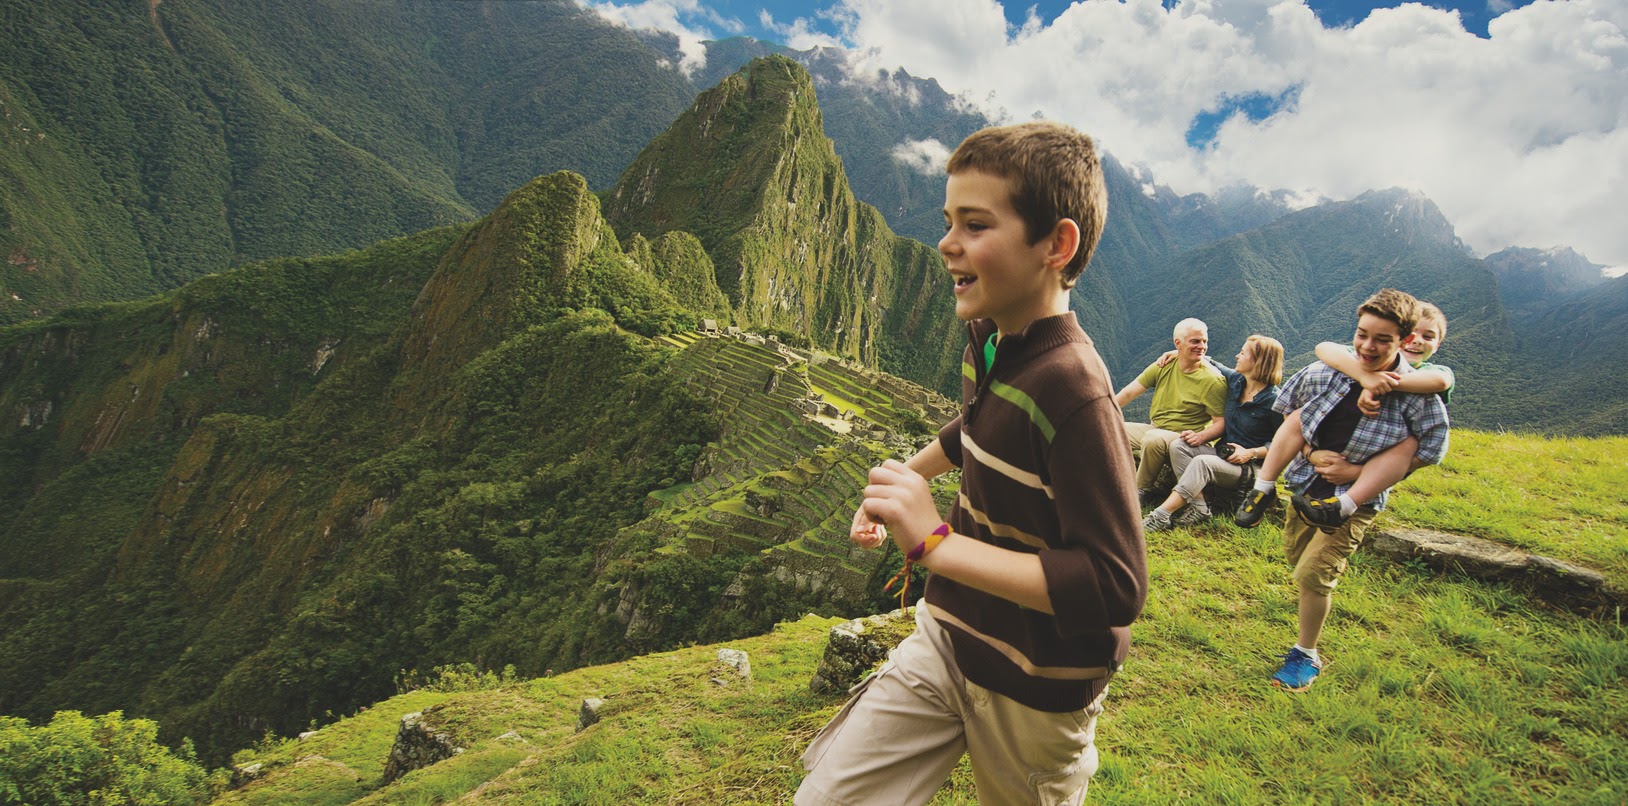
[199,401,1627,805]
[219,501,1626,804]
[1383,429,1628,588]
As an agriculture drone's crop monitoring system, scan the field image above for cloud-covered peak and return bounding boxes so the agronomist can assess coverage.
[803,0,1627,267]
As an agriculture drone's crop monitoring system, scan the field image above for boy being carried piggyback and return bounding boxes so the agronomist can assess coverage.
[1234,289,1449,692]
[795,122,1148,806]
[1236,302,1454,531]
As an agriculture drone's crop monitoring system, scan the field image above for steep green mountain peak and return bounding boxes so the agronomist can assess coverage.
[399,172,617,390]
[603,54,828,270]
[602,56,961,386]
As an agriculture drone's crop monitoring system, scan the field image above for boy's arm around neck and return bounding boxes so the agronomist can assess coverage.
[1397,363,1453,395]
[1315,341,1397,395]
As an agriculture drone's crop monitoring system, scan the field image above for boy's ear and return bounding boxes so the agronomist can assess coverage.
[1043,218,1081,271]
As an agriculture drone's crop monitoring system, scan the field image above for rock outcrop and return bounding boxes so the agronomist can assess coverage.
[1369,528,1624,617]
[383,709,462,783]
[808,609,912,694]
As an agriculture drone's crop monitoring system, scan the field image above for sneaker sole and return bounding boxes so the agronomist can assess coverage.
[1290,496,1344,532]
[1270,677,1317,692]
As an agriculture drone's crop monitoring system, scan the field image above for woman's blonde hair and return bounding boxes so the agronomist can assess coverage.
[1244,335,1284,386]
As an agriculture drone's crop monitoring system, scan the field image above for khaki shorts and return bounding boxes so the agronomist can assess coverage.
[796,604,1103,806]
[1283,507,1378,596]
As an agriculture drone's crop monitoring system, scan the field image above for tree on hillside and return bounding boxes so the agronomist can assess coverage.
[0,710,223,805]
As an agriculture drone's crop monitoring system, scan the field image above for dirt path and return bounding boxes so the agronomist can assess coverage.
[149,0,177,53]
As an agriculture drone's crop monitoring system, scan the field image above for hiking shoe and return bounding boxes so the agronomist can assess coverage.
[1271,647,1322,691]
[1174,504,1211,527]
[1233,487,1277,528]
[1292,493,1347,532]
[1142,509,1174,533]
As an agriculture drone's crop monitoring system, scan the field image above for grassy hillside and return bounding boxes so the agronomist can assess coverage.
[212,429,1627,804]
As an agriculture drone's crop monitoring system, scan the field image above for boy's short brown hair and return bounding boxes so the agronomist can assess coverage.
[1357,288,1422,336]
[946,121,1107,287]
[1417,302,1447,336]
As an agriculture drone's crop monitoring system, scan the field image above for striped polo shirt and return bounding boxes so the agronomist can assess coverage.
[930,312,1148,712]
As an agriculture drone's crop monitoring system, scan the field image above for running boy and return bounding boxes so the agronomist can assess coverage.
[1235,302,1453,530]
[1236,289,1449,691]
[795,122,1148,805]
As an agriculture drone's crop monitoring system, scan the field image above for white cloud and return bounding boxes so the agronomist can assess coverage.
[891,138,954,175]
[761,10,845,50]
[817,0,1628,266]
[580,0,729,75]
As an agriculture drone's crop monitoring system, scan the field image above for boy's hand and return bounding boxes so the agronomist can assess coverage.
[1154,350,1178,367]
[849,504,886,549]
[1310,451,1360,485]
[1359,371,1400,397]
[1358,388,1384,417]
[861,460,943,555]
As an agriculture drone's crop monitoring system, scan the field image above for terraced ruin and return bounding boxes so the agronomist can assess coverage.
[629,328,958,605]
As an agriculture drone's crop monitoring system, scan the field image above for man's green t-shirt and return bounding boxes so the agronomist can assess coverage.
[1133,360,1228,432]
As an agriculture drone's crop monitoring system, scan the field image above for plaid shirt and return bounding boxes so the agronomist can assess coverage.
[1274,359,1450,510]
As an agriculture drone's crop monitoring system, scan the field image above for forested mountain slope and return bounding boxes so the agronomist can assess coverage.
[0,63,965,758]
[0,0,695,325]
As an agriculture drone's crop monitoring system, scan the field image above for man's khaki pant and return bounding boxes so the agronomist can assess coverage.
[796,604,1103,806]
[1123,422,1181,492]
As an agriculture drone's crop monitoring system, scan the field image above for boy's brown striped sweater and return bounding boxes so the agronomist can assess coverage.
[929,312,1148,712]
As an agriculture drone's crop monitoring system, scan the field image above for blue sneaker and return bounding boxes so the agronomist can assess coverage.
[1271,647,1322,691]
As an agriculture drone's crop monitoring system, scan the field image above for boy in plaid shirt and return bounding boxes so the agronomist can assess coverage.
[1246,288,1449,691]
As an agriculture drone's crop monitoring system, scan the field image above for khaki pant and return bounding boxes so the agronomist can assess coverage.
[1123,422,1181,492]
[796,604,1103,806]
[1283,507,1378,596]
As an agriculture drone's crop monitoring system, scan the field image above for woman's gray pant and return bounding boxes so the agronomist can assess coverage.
[1168,441,1247,510]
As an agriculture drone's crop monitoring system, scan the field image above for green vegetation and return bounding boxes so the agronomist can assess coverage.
[0,710,225,804]
[206,498,1627,805]
[0,0,695,325]
[0,164,957,767]
[1384,429,1628,589]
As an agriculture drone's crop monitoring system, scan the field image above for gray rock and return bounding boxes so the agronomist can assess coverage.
[809,610,912,694]
[718,648,751,679]
[229,762,264,789]
[1369,528,1625,616]
[382,710,461,783]
[577,697,606,732]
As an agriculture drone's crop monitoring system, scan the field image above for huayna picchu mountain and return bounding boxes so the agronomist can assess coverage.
[0,88,958,759]
[602,55,965,395]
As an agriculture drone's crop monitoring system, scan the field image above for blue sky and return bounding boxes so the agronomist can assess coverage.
[710,0,1533,43]
[581,1,1627,269]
